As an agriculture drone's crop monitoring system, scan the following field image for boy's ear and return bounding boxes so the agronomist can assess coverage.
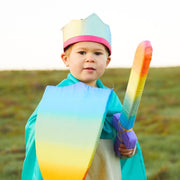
[61,53,69,67]
[106,57,111,67]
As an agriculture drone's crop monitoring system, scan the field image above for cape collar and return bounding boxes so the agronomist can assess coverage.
[67,73,105,88]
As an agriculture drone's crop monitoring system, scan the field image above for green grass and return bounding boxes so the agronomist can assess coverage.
[0,67,180,180]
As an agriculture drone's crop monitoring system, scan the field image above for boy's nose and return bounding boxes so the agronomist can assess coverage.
[85,54,95,62]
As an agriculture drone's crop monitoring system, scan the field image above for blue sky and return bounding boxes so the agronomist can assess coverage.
[0,0,180,70]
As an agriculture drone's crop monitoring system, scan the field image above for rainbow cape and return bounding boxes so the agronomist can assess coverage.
[35,82,112,180]
[22,74,147,180]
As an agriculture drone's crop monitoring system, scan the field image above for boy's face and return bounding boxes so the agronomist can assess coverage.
[61,41,111,87]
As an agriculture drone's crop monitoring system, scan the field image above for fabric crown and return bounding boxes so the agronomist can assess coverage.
[62,13,111,55]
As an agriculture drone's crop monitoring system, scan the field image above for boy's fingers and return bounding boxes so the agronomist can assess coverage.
[119,143,126,148]
[118,147,133,153]
[119,148,134,155]
[118,143,134,155]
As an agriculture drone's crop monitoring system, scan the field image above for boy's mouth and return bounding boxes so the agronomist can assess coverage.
[84,67,96,71]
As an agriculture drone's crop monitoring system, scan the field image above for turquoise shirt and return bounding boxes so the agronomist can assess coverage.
[22,73,146,180]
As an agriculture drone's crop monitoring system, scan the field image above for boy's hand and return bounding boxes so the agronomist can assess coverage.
[118,143,134,156]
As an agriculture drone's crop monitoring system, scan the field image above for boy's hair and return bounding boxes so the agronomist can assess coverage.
[62,13,111,55]
[64,45,73,57]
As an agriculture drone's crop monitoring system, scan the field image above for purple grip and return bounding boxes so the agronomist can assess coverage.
[112,113,137,157]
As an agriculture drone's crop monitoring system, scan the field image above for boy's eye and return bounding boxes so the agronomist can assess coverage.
[78,51,86,55]
[94,52,102,55]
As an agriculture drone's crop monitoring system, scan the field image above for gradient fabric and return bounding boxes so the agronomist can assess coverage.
[35,82,112,180]
[62,13,111,54]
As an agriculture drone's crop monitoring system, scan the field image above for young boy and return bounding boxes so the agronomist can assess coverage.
[22,13,146,180]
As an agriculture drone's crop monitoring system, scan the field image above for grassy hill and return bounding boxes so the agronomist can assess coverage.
[0,67,180,180]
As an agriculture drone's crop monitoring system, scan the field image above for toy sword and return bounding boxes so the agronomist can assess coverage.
[113,41,153,156]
